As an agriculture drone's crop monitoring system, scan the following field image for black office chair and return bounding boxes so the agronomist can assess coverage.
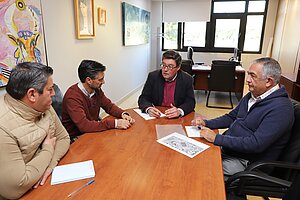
[226,100,300,200]
[187,46,194,65]
[206,60,239,109]
[180,59,193,76]
[51,83,63,120]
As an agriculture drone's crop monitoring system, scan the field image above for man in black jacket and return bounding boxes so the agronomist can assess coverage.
[138,50,195,118]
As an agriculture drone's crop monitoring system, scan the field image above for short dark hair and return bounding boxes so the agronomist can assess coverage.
[78,60,106,83]
[162,50,182,67]
[6,62,53,100]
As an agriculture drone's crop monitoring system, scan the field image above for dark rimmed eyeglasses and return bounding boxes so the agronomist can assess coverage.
[160,63,177,70]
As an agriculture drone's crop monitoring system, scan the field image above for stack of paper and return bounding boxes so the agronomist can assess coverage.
[51,160,95,185]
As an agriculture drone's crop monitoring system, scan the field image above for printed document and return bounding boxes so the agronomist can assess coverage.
[157,132,209,158]
[133,108,166,120]
[51,160,95,185]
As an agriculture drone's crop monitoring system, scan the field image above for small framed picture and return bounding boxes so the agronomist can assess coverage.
[98,7,106,25]
[74,0,95,39]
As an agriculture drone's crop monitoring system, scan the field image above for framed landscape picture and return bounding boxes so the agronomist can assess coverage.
[122,2,150,46]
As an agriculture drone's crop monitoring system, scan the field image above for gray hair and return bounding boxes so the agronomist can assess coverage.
[6,62,53,100]
[252,57,281,84]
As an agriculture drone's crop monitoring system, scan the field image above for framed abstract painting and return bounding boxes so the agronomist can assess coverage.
[0,0,48,87]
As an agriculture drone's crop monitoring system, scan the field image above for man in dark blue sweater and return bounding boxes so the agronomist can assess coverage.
[193,57,294,180]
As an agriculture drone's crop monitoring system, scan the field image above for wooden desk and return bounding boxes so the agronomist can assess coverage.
[280,72,300,101]
[192,65,245,100]
[21,109,225,200]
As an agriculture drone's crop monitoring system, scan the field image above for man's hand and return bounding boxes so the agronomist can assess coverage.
[191,117,206,127]
[33,167,52,189]
[116,119,132,129]
[121,113,135,124]
[43,128,56,148]
[201,127,217,143]
[165,104,180,119]
[148,107,163,118]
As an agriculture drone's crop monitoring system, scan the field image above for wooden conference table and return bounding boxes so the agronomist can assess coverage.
[192,65,245,100]
[21,108,225,200]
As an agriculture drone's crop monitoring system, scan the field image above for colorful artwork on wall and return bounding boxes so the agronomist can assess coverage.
[0,0,47,87]
[122,2,150,46]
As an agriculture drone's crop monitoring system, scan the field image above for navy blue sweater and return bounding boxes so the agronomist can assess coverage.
[205,87,294,162]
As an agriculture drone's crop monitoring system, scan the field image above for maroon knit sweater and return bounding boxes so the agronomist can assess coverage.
[62,84,124,137]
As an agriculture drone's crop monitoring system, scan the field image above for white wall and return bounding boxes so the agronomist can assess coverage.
[272,0,300,74]
[41,0,151,103]
[150,0,279,71]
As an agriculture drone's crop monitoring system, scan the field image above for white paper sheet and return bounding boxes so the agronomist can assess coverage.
[51,160,95,185]
[157,132,209,158]
[133,108,166,120]
[185,126,202,138]
[192,65,211,70]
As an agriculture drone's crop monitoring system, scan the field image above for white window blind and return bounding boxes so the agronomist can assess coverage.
[162,1,211,22]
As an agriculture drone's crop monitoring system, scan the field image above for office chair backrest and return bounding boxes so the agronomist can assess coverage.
[208,60,237,91]
[275,100,300,178]
[187,46,194,65]
[180,59,193,76]
[51,83,63,120]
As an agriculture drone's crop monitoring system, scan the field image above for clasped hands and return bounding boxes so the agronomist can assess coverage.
[116,112,135,129]
[148,104,181,119]
[191,117,217,143]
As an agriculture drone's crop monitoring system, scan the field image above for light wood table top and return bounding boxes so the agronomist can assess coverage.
[21,108,225,200]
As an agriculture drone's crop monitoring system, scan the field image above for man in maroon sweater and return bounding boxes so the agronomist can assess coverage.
[62,60,135,142]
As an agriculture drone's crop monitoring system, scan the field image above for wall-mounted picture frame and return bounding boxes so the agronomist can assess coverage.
[98,7,106,25]
[74,0,95,39]
[122,2,150,46]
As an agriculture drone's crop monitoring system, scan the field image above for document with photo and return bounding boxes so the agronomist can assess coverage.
[157,132,209,158]
[133,108,166,120]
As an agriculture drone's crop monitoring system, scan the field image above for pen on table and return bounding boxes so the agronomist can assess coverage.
[67,179,95,198]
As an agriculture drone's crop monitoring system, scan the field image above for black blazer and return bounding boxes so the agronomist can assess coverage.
[138,69,195,116]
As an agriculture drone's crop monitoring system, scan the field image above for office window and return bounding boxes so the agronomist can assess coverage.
[213,1,246,13]
[248,1,266,12]
[214,19,240,48]
[244,15,264,51]
[184,22,206,47]
[162,0,268,54]
[163,22,178,49]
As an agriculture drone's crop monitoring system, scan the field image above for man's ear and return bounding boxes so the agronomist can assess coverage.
[86,77,92,85]
[26,88,38,103]
[266,77,274,88]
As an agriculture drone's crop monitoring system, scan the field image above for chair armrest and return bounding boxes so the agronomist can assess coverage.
[226,171,292,190]
[245,161,300,171]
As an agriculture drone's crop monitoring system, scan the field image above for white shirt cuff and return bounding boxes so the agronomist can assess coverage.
[178,108,184,117]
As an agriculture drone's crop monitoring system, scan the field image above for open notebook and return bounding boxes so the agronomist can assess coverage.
[51,160,95,185]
